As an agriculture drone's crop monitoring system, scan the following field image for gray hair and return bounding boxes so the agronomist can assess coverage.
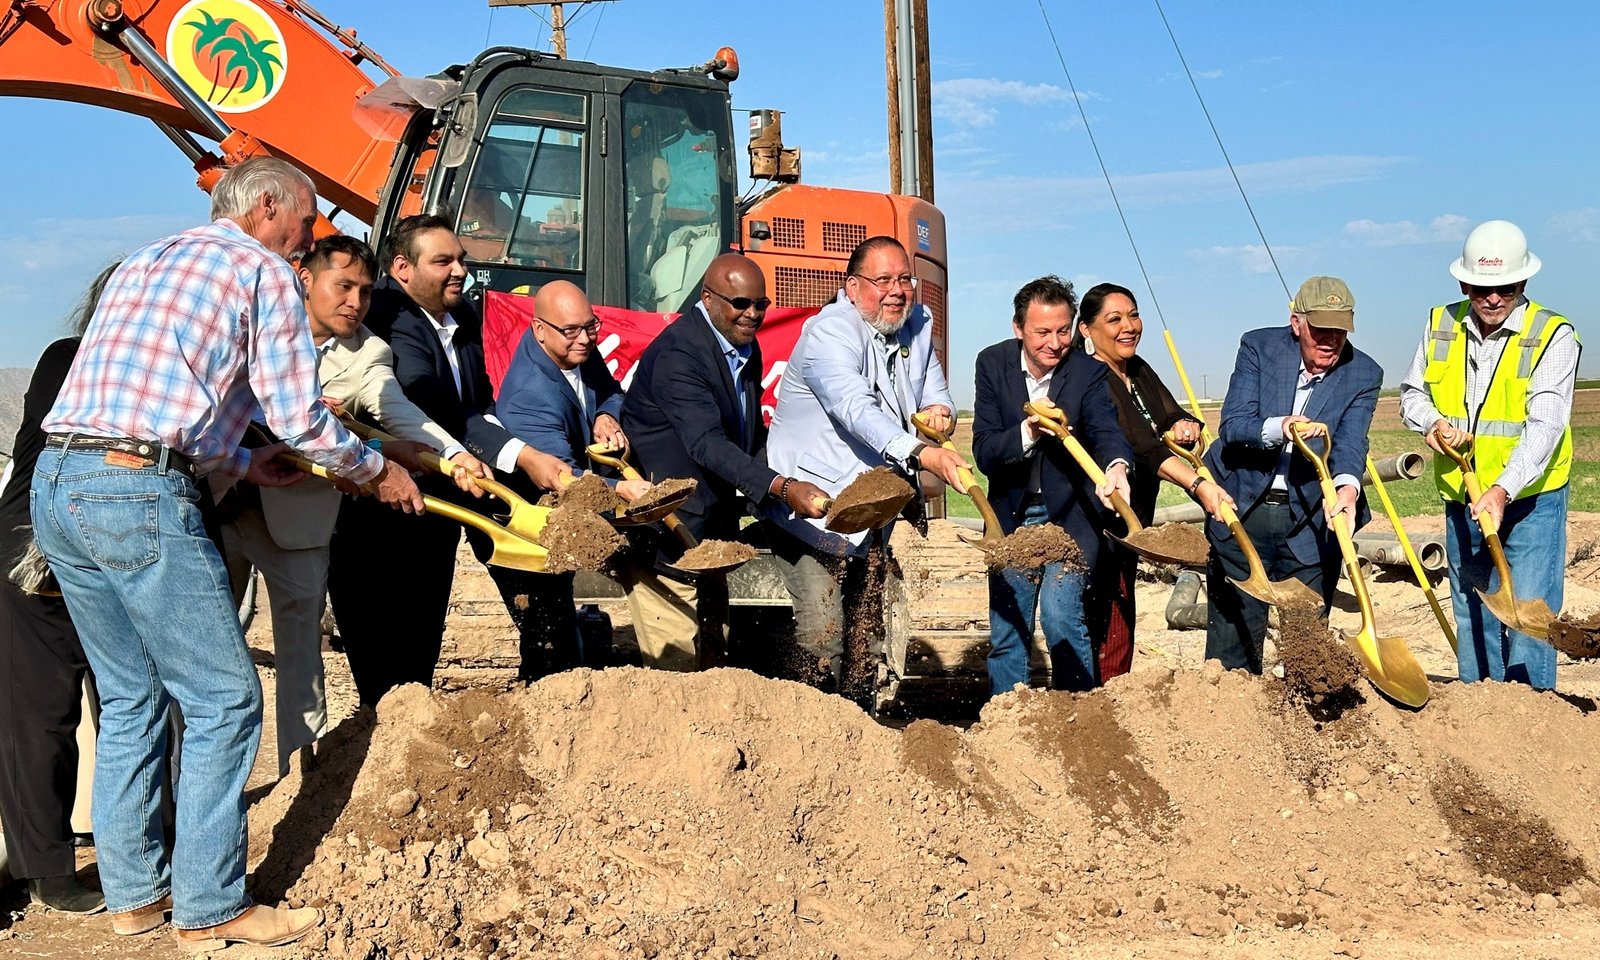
[210,157,315,222]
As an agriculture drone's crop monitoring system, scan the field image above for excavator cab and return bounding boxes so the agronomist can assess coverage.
[371,50,736,315]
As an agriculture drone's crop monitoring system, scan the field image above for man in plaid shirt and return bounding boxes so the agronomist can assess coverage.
[30,157,422,949]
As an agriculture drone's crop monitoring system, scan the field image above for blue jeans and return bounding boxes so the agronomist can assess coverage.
[1445,485,1565,690]
[987,502,1095,697]
[31,447,260,928]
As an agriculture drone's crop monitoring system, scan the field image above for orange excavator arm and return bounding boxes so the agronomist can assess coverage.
[0,0,402,220]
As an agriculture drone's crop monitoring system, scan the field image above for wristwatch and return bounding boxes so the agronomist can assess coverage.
[906,442,929,472]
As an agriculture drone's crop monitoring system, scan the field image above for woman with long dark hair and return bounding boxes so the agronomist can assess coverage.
[1073,282,1232,680]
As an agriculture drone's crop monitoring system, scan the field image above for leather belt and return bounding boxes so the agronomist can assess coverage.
[1262,489,1290,505]
[46,434,199,480]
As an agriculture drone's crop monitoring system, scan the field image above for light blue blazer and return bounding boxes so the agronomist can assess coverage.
[762,291,954,555]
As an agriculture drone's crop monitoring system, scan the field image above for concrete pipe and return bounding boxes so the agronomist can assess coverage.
[1153,451,1428,526]
[1352,533,1446,572]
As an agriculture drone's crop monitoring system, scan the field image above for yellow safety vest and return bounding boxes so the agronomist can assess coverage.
[1422,298,1575,501]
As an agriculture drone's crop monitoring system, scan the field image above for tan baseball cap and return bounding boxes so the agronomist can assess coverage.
[1292,276,1355,331]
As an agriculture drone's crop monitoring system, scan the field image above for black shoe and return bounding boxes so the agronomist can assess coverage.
[71,832,94,848]
[28,874,107,915]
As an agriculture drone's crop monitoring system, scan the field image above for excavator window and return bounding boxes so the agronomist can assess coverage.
[457,87,586,270]
[620,83,729,313]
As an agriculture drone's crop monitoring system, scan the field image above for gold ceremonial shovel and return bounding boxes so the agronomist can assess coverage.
[1435,434,1556,641]
[1024,399,1203,568]
[1289,422,1430,708]
[339,417,551,543]
[278,452,549,573]
[1161,432,1321,608]
[583,443,752,576]
[911,412,1002,545]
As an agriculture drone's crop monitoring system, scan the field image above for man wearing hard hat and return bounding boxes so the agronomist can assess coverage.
[1399,220,1580,689]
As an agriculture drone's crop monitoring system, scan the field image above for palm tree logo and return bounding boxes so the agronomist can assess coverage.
[166,1,289,114]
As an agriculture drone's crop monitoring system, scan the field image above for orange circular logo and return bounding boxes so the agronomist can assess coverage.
[166,0,288,114]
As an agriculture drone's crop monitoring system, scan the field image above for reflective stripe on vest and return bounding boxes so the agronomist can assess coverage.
[1422,299,1573,501]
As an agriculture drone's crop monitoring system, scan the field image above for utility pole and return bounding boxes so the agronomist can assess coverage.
[488,0,615,59]
[885,0,934,201]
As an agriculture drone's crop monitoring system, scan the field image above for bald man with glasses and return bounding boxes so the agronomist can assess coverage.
[623,254,828,669]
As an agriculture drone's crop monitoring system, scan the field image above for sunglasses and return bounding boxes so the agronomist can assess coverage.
[1467,283,1520,298]
[705,287,772,312]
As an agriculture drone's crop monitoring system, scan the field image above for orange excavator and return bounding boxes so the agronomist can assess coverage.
[0,0,947,345]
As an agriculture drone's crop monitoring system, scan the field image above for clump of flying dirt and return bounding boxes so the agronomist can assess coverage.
[1430,764,1590,895]
[535,505,626,573]
[979,522,1084,572]
[840,544,892,704]
[540,473,622,513]
[1274,607,1364,710]
[1549,612,1600,660]
[673,538,756,572]
[621,477,697,517]
[1122,521,1210,567]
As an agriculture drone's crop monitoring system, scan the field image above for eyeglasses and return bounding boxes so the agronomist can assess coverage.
[850,273,919,292]
[536,315,602,340]
[1467,283,1520,298]
[705,287,772,312]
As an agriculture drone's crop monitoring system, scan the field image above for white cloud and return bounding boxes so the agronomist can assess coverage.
[931,77,1086,127]
[1547,207,1600,243]
[1192,69,1225,80]
[937,154,1408,235]
[1187,243,1305,275]
[0,214,193,273]
[1342,214,1470,247]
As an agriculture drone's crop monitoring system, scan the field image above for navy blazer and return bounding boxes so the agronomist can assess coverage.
[1203,325,1381,564]
[363,279,516,465]
[622,305,775,541]
[972,342,1134,568]
[493,326,624,469]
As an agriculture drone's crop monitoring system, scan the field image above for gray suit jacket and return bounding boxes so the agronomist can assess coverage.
[258,326,459,549]
[762,291,954,555]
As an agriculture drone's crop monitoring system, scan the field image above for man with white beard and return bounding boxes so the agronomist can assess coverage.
[760,236,966,706]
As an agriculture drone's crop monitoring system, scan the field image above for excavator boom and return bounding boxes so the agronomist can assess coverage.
[0,0,399,218]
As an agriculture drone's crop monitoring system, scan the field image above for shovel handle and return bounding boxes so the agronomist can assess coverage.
[586,442,697,544]
[338,414,526,502]
[910,412,981,496]
[1024,400,1142,532]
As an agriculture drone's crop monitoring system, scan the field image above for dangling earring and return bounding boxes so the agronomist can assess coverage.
[1083,337,1096,356]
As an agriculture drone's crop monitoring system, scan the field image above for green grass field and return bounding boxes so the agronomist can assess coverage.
[943,396,1600,521]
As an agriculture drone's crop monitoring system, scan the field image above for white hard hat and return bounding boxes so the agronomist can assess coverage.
[1448,219,1541,285]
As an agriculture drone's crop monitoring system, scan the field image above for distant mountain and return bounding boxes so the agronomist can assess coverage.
[0,367,32,460]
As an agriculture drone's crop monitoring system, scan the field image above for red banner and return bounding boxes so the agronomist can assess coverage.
[484,291,819,426]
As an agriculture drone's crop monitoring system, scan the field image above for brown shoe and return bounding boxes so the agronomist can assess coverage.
[175,904,322,951]
[110,895,172,935]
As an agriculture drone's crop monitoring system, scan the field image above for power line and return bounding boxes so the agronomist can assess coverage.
[1152,0,1291,300]
[581,2,607,60]
[1033,0,1171,331]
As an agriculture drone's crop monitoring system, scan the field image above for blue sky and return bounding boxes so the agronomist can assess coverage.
[2,0,1596,407]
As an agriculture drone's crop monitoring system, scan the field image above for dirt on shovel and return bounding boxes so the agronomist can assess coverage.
[1550,612,1600,659]
[675,539,757,572]
[622,477,697,517]
[1123,521,1211,567]
[535,505,627,573]
[826,467,915,532]
[540,473,623,514]
[979,523,1085,572]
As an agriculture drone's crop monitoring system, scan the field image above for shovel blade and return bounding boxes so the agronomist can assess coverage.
[825,491,915,535]
[1111,531,1204,568]
[1341,627,1430,708]
[1474,588,1556,640]
[500,503,551,542]
[483,537,550,573]
[615,486,696,525]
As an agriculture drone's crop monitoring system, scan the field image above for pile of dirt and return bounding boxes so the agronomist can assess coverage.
[1275,607,1364,706]
[541,473,623,514]
[673,539,756,572]
[825,467,914,533]
[979,522,1084,571]
[1550,612,1600,660]
[248,667,1600,959]
[1124,520,1211,567]
[622,477,697,517]
[534,505,627,573]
